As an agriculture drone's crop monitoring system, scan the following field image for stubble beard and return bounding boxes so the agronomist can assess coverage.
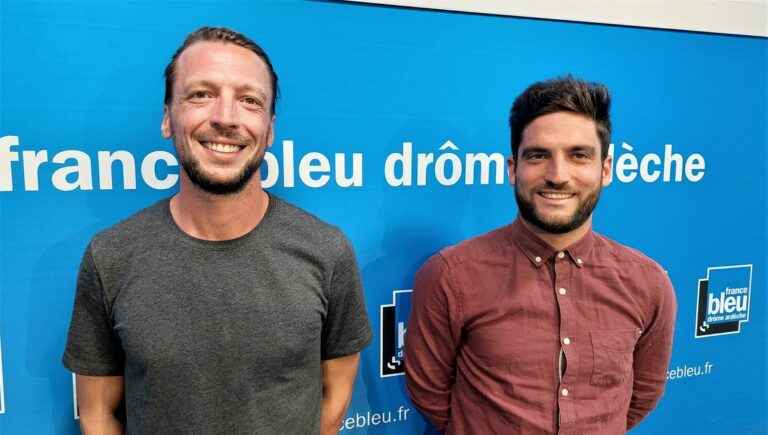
[177,127,264,195]
[514,182,602,235]
[180,151,263,195]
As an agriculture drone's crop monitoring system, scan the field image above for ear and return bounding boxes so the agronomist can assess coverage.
[266,114,275,148]
[601,154,613,187]
[161,106,172,139]
[507,155,517,186]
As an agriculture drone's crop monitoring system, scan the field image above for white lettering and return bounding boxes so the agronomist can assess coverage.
[465,153,505,185]
[299,152,331,188]
[397,322,407,350]
[281,140,295,188]
[686,153,706,182]
[663,144,684,182]
[416,152,434,187]
[52,150,93,191]
[22,150,48,191]
[97,151,136,190]
[435,142,462,186]
[639,152,662,182]
[615,143,638,183]
[261,152,279,188]
[335,153,363,187]
[708,292,749,315]
[0,135,709,191]
[384,142,412,187]
[140,151,178,190]
[609,142,706,184]
[0,136,20,191]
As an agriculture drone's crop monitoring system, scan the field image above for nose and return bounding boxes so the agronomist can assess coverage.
[544,154,570,186]
[209,94,239,130]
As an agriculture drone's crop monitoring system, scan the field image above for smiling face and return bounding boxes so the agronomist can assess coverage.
[161,41,274,195]
[508,111,612,235]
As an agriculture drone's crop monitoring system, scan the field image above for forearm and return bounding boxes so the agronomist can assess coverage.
[405,380,450,431]
[628,271,677,430]
[404,326,454,430]
[404,255,462,432]
[320,391,352,435]
[627,372,667,430]
[78,411,123,435]
[320,353,359,435]
[75,375,124,435]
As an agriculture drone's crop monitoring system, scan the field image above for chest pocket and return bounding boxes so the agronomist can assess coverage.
[589,329,639,387]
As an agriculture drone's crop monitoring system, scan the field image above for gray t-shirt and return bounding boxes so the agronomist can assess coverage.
[63,195,372,434]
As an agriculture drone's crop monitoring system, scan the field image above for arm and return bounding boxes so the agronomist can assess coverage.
[64,246,126,434]
[404,254,462,432]
[319,234,371,433]
[627,272,677,430]
[320,353,360,435]
[76,374,124,435]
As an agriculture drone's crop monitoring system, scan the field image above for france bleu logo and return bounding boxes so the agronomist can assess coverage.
[695,265,752,338]
[380,289,412,377]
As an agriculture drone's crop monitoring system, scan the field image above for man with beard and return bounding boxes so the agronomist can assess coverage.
[62,27,371,435]
[405,77,676,434]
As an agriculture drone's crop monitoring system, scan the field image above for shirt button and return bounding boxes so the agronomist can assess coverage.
[563,337,571,345]
[558,287,567,295]
[534,256,542,263]
[561,388,569,397]
[557,251,565,259]
[576,258,583,265]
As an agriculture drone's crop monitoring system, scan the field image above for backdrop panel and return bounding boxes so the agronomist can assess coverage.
[0,1,765,434]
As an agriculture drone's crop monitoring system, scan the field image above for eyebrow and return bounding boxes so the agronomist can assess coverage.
[568,145,599,155]
[520,146,550,155]
[183,80,268,99]
[522,144,598,152]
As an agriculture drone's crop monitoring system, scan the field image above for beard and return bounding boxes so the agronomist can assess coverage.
[177,127,264,195]
[180,151,263,195]
[514,182,602,234]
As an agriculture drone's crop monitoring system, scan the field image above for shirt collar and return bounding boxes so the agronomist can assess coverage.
[507,218,595,268]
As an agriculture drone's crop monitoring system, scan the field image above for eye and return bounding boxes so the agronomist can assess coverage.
[524,151,546,161]
[188,90,213,102]
[572,151,593,160]
[241,96,263,108]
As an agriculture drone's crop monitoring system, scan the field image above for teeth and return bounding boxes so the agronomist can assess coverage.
[203,142,241,153]
[540,192,573,199]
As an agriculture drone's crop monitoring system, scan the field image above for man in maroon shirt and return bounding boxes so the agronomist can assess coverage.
[405,76,677,434]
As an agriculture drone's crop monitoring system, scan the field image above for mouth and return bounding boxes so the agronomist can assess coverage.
[199,141,245,154]
[538,191,576,200]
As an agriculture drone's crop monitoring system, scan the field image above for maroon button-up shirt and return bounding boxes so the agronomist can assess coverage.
[405,219,676,434]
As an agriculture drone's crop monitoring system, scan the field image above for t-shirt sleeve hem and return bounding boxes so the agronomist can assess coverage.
[321,327,373,360]
[62,351,123,376]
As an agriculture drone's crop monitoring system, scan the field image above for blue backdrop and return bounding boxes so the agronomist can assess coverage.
[1,1,766,434]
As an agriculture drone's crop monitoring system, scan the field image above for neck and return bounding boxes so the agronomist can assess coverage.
[519,216,593,252]
[170,174,269,241]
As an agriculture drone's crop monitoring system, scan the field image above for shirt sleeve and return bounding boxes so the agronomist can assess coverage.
[404,253,463,433]
[627,269,677,429]
[321,233,372,360]
[62,244,124,376]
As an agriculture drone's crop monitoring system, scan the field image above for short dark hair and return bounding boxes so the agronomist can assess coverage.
[163,26,279,114]
[509,76,611,160]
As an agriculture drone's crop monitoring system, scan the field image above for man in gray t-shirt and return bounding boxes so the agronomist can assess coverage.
[63,26,371,435]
